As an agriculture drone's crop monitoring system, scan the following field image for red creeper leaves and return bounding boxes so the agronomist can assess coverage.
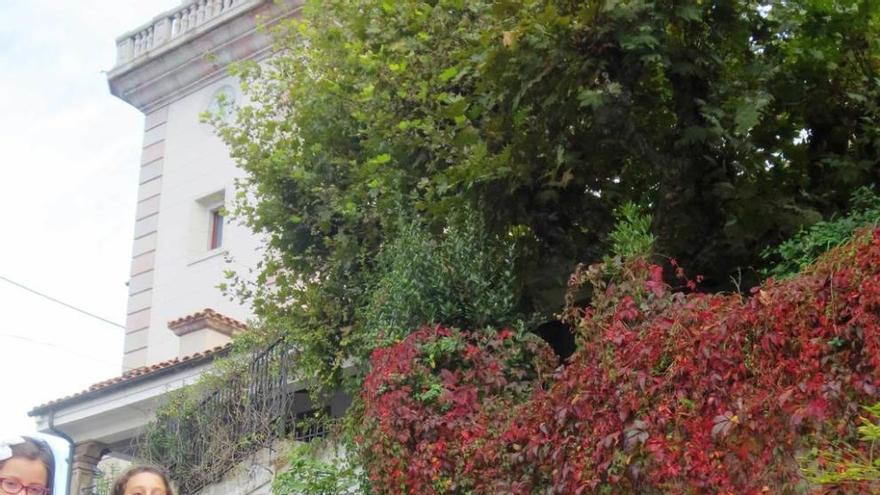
[358,228,880,494]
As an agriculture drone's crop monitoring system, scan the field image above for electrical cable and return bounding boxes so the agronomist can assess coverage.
[0,274,125,329]
[0,333,136,371]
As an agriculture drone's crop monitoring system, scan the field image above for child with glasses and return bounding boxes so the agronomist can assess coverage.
[0,437,54,495]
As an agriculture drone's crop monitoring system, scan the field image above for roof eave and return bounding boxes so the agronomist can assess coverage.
[28,346,230,417]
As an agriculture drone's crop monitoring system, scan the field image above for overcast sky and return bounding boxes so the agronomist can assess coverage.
[0,0,182,436]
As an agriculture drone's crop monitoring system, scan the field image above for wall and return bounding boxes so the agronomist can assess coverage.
[123,75,264,370]
[195,441,286,495]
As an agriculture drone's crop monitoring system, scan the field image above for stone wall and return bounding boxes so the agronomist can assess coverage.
[194,441,289,495]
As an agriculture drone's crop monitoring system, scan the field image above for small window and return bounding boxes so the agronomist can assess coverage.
[209,207,224,250]
[192,189,226,257]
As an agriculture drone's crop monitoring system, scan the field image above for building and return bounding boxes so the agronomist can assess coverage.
[29,2,306,493]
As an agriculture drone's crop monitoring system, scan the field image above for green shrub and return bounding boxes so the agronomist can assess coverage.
[605,202,655,262]
[273,442,360,495]
[359,211,530,349]
[762,187,880,278]
[802,402,880,490]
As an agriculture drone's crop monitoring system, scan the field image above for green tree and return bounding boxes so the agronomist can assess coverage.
[215,0,880,391]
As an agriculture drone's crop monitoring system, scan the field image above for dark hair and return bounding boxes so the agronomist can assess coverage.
[0,436,55,490]
[111,466,174,495]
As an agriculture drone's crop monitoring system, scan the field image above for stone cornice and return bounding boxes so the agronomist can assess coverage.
[107,0,303,114]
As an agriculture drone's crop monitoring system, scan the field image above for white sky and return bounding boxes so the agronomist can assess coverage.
[0,0,181,436]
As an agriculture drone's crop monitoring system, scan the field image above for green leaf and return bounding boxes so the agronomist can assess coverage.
[734,95,770,134]
[439,66,459,82]
[369,153,392,165]
[577,88,603,109]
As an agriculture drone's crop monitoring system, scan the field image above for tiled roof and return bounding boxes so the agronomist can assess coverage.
[168,308,248,335]
[29,344,231,416]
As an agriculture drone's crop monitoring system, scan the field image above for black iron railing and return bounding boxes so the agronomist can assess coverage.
[141,338,330,494]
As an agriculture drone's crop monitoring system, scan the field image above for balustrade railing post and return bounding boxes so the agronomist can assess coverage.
[188,6,197,31]
[132,34,141,58]
[145,26,154,51]
[171,12,181,38]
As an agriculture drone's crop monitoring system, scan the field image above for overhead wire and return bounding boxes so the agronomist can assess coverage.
[0,333,136,371]
[0,278,137,407]
[0,274,125,329]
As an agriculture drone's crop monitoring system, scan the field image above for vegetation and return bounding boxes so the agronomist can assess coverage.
[214,0,880,393]
[92,461,123,495]
[356,228,880,493]
[360,211,531,352]
[803,402,880,490]
[358,326,556,494]
[273,443,360,495]
[763,186,880,278]
[135,0,880,491]
[137,339,299,493]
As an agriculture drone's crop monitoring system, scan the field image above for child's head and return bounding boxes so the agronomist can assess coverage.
[111,466,173,495]
[0,436,54,495]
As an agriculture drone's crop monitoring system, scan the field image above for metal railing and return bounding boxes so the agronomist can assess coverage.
[142,337,329,494]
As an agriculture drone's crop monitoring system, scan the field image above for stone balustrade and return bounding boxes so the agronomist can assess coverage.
[116,0,257,66]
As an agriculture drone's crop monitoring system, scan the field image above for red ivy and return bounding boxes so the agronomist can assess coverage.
[357,228,880,494]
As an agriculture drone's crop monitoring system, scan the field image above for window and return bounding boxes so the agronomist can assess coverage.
[209,207,224,250]
[191,190,226,259]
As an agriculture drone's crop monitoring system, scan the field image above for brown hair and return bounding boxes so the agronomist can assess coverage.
[111,466,174,495]
[0,436,55,491]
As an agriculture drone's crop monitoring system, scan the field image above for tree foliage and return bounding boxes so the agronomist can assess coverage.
[216,0,880,389]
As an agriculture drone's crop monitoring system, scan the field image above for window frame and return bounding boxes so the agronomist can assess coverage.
[209,206,224,250]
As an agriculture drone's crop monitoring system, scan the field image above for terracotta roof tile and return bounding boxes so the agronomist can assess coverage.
[29,344,231,416]
[168,308,248,333]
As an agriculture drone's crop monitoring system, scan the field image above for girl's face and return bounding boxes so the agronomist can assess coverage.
[0,457,49,494]
[123,472,167,495]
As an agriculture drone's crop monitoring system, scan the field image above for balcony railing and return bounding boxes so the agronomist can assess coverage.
[115,0,258,66]
[138,337,330,494]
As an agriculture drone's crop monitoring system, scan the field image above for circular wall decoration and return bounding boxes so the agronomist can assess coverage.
[206,85,237,123]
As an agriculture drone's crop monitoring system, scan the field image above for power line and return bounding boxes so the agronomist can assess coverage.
[0,274,125,330]
[0,333,136,371]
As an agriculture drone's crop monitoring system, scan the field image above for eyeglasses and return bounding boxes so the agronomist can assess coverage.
[0,477,50,495]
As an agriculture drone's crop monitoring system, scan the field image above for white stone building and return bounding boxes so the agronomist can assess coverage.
[28,2,313,493]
